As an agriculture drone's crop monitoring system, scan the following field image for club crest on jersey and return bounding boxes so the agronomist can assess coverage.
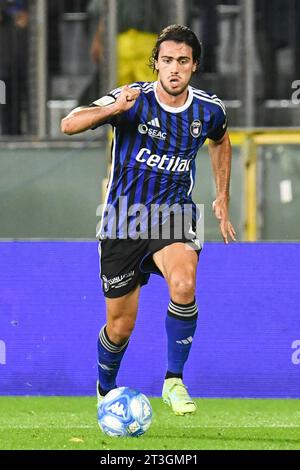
[190,120,202,138]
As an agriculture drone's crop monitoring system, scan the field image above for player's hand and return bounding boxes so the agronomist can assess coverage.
[114,86,141,113]
[212,197,236,244]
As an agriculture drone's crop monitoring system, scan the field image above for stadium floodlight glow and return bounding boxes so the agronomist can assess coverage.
[0,80,6,105]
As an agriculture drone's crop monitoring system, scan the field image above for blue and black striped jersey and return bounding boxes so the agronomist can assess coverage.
[93,81,227,238]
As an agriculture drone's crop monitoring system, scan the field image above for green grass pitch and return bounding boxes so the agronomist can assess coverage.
[0,397,299,450]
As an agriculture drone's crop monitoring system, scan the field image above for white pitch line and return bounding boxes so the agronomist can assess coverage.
[180,425,300,429]
[0,425,95,430]
[0,424,300,430]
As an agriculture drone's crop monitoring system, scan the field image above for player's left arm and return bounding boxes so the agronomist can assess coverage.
[208,131,236,244]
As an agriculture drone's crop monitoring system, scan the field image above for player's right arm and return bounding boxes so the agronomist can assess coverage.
[61,86,140,135]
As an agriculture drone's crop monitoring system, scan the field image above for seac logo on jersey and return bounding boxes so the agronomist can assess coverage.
[138,119,167,141]
[190,119,202,138]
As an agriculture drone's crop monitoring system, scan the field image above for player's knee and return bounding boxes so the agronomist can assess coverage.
[168,270,195,303]
[108,318,135,344]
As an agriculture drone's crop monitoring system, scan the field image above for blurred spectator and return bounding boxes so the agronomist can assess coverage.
[86,0,168,88]
[292,1,300,85]
[201,0,218,73]
[256,0,290,99]
[0,0,29,135]
[187,0,218,74]
[48,0,91,76]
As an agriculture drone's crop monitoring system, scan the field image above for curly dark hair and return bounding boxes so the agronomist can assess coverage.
[149,24,202,72]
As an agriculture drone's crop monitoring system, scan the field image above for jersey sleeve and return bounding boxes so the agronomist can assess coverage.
[88,94,118,129]
[207,99,228,141]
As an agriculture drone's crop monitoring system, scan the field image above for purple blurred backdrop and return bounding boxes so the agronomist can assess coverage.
[0,241,299,397]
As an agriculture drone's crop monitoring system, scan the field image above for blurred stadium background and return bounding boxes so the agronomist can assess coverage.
[1,0,300,240]
[0,0,300,450]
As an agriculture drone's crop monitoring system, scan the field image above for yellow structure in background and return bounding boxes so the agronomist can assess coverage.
[229,129,300,241]
[117,29,156,85]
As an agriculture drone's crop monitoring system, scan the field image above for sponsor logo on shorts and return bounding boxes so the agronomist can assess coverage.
[102,270,135,292]
[102,275,110,293]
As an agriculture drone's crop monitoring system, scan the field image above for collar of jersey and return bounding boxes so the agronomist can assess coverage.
[153,81,194,113]
[154,81,194,113]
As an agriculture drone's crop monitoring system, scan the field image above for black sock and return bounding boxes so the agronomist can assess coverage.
[98,383,112,397]
[165,371,183,380]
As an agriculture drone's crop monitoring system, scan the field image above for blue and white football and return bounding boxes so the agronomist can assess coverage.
[97,387,153,437]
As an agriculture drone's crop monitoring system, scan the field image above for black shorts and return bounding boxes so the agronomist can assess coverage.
[99,233,202,298]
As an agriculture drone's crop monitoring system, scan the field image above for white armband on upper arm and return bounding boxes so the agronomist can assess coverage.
[92,96,116,107]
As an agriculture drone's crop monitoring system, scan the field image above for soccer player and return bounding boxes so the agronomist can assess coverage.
[61,24,236,416]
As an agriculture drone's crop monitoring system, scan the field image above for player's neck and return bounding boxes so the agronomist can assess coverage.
[156,81,189,108]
